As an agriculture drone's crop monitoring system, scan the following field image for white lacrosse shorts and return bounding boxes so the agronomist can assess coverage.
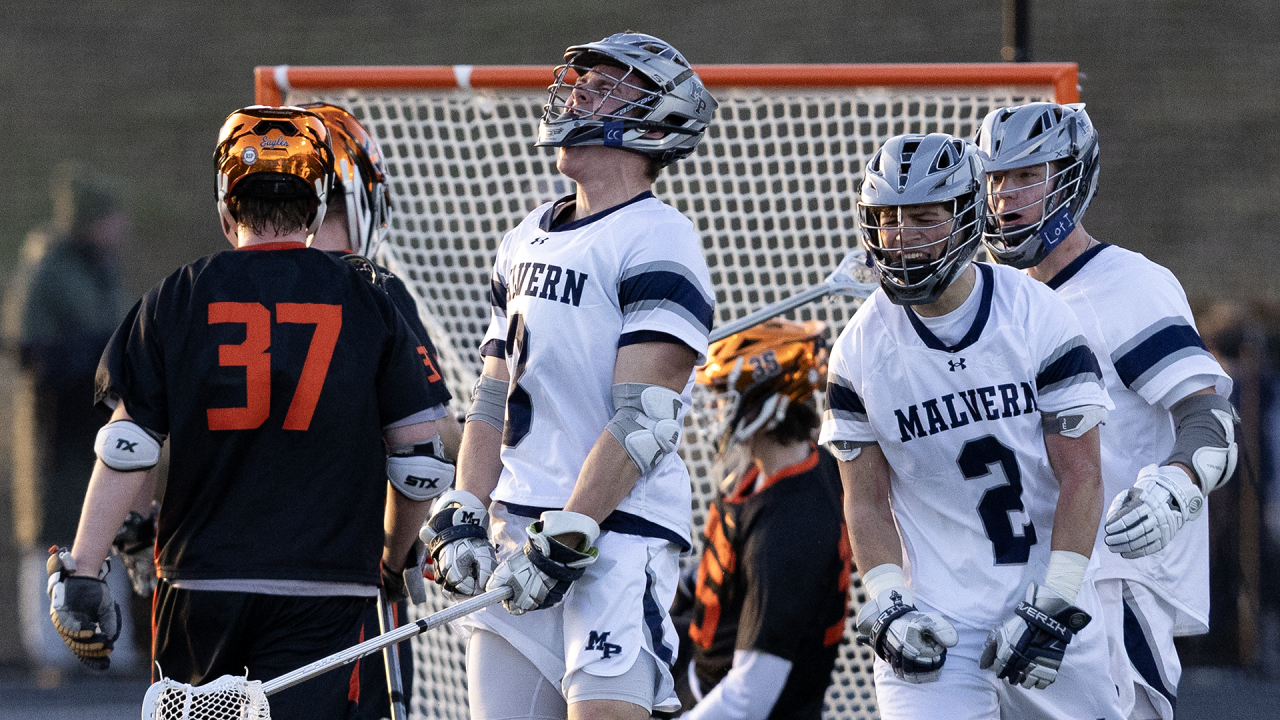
[872,580,1126,720]
[459,502,682,713]
[1096,578,1182,720]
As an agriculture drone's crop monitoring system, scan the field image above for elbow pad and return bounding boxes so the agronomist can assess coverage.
[1041,405,1108,438]
[466,374,508,433]
[605,383,683,474]
[1165,393,1240,494]
[388,437,455,501]
[94,420,163,472]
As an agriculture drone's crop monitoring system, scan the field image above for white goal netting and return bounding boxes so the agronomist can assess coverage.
[282,70,1058,720]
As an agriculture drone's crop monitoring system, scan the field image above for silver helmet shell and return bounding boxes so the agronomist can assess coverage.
[858,133,986,306]
[537,32,717,168]
[975,102,1100,269]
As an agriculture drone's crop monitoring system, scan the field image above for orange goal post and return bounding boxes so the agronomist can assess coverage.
[256,62,1078,720]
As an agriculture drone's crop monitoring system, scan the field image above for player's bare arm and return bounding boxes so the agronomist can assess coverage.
[559,340,697,545]
[837,444,901,572]
[1043,426,1104,558]
[455,355,511,509]
[383,418,443,572]
[70,404,156,577]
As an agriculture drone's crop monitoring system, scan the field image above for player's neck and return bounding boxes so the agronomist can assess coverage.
[236,226,309,248]
[913,264,977,318]
[560,148,653,222]
[309,216,353,252]
[1027,224,1094,284]
[751,437,813,481]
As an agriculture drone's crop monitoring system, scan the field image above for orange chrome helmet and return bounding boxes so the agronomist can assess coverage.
[696,318,828,452]
[214,105,335,239]
[300,103,392,257]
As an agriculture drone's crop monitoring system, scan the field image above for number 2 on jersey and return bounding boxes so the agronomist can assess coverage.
[957,435,1037,565]
[207,302,342,432]
[503,311,533,447]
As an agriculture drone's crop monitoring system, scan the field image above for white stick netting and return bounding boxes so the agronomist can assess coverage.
[283,78,1055,720]
[143,676,272,720]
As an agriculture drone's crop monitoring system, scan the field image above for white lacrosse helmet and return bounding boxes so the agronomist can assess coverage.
[975,102,1100,269]
[858,133,986,306]
[537,31,717,168]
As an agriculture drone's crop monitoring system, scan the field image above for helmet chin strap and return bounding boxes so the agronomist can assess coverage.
[732,394,792,444]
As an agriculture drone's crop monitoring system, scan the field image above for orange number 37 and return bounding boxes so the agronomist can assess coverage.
[207,302,342,432]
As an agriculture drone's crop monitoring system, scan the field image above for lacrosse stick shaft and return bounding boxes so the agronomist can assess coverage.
[262,586,512,696]
[709,283,838,343]
[377,589,407,720]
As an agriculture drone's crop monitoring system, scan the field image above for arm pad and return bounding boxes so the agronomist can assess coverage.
[94,420,163,472]
[466,374,508,433]
[605,383,683,474]
[1165,392,1240,494]
[1040,405,1108,438]
[387,437,455,501]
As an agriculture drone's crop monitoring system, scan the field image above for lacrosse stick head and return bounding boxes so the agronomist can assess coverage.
[143,674,271,720]
[822,247,880,299]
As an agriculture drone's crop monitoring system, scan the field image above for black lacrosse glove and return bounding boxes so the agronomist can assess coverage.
[112,507,158,597]
[381,539,426,604]
[980,582,1092,690]
[47,547,121,671]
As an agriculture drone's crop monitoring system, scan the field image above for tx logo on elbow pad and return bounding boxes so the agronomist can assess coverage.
[585,630,622,659]
[404,475,441,490]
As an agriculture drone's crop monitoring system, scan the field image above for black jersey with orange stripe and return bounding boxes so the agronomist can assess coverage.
[689,444,851,720]
[96,242,448,586]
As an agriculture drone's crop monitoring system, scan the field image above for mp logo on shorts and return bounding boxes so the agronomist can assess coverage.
[585,631,622,659]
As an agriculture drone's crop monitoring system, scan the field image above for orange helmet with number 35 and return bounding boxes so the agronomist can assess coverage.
[300,103,392,257]
[696,318,828,452]
[214,105,335,238]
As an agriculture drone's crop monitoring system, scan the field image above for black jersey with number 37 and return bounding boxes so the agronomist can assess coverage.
[95,243,449,586]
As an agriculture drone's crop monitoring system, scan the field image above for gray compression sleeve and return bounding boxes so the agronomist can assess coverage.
[466,374,508,433]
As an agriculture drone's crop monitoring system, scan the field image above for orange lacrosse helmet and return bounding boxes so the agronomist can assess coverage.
[696,318,828,452]
[300,103,392,257]
[214,105,335,238]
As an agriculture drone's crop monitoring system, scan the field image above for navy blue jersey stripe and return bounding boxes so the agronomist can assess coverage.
[539,191,655,232]
[479,338,506,358]
[1046,243,1110,290]
[1035,344,1102,392]
[618,330,689,349]
[618,270,714,332]
[826,383,867,415]
[904,263,994,353]
[1113,323,1208,390]
[490,277,507,313]
[1123,593,1177,714]
[499,502,691,551]
[643,565,675,666]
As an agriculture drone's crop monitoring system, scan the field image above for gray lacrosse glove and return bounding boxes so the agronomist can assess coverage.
[420,490,497,596]
[112,507,158,597]
[980,582,1091,690]
[1104,464,1205,558]
[47,548,121,671]
[486,511,599,615]
[855,589,958,683]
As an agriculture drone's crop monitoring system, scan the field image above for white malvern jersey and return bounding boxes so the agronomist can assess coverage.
[1047,243,1231,635]
[819,263,1111,630]
[481,191,714,549]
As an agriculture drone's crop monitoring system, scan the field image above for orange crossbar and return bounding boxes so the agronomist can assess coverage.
[254,62,1078,105]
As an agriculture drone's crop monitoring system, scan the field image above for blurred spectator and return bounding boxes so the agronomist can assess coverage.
[1,161,139,683]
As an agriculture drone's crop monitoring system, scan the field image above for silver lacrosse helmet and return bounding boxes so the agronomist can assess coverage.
[858,133,986,306]
[537,31,718,168]
[975,102,1100,269]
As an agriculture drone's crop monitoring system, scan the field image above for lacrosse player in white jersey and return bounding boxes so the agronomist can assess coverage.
[978,103,1236,720]
[419,32,716,720]
[819,132,1126,719]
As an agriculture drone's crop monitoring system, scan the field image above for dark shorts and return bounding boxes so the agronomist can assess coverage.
[152,581,370,720]
[352,597,415,720]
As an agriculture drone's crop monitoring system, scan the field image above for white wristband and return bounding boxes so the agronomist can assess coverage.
[861,563,914,607]
[1044,550,1090,603]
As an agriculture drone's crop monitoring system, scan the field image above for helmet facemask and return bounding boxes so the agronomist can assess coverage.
[983,159,1087,268]
[860,198,983,305]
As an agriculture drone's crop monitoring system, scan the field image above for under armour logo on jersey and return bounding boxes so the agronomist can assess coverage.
[585,631,622,659]
[115,439,138,453]
[948,358,967,372]
[530,236,548,245]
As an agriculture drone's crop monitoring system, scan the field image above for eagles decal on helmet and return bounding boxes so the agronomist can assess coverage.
[214,105,335,239]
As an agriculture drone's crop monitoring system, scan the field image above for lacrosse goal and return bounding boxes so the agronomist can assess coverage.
[257,61,1078,720]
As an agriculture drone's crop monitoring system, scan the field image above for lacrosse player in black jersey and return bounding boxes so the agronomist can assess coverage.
[677,319,850,720]
[46,105,453,720]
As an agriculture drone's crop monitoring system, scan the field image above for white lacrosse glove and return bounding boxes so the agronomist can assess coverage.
[47,548,121,671]
[486,511,599,616]
[111,507,158,597]
[420,490,497,596]
[855,587,958,683]
[1104,464,1205,559]
[980,582,1091,690]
